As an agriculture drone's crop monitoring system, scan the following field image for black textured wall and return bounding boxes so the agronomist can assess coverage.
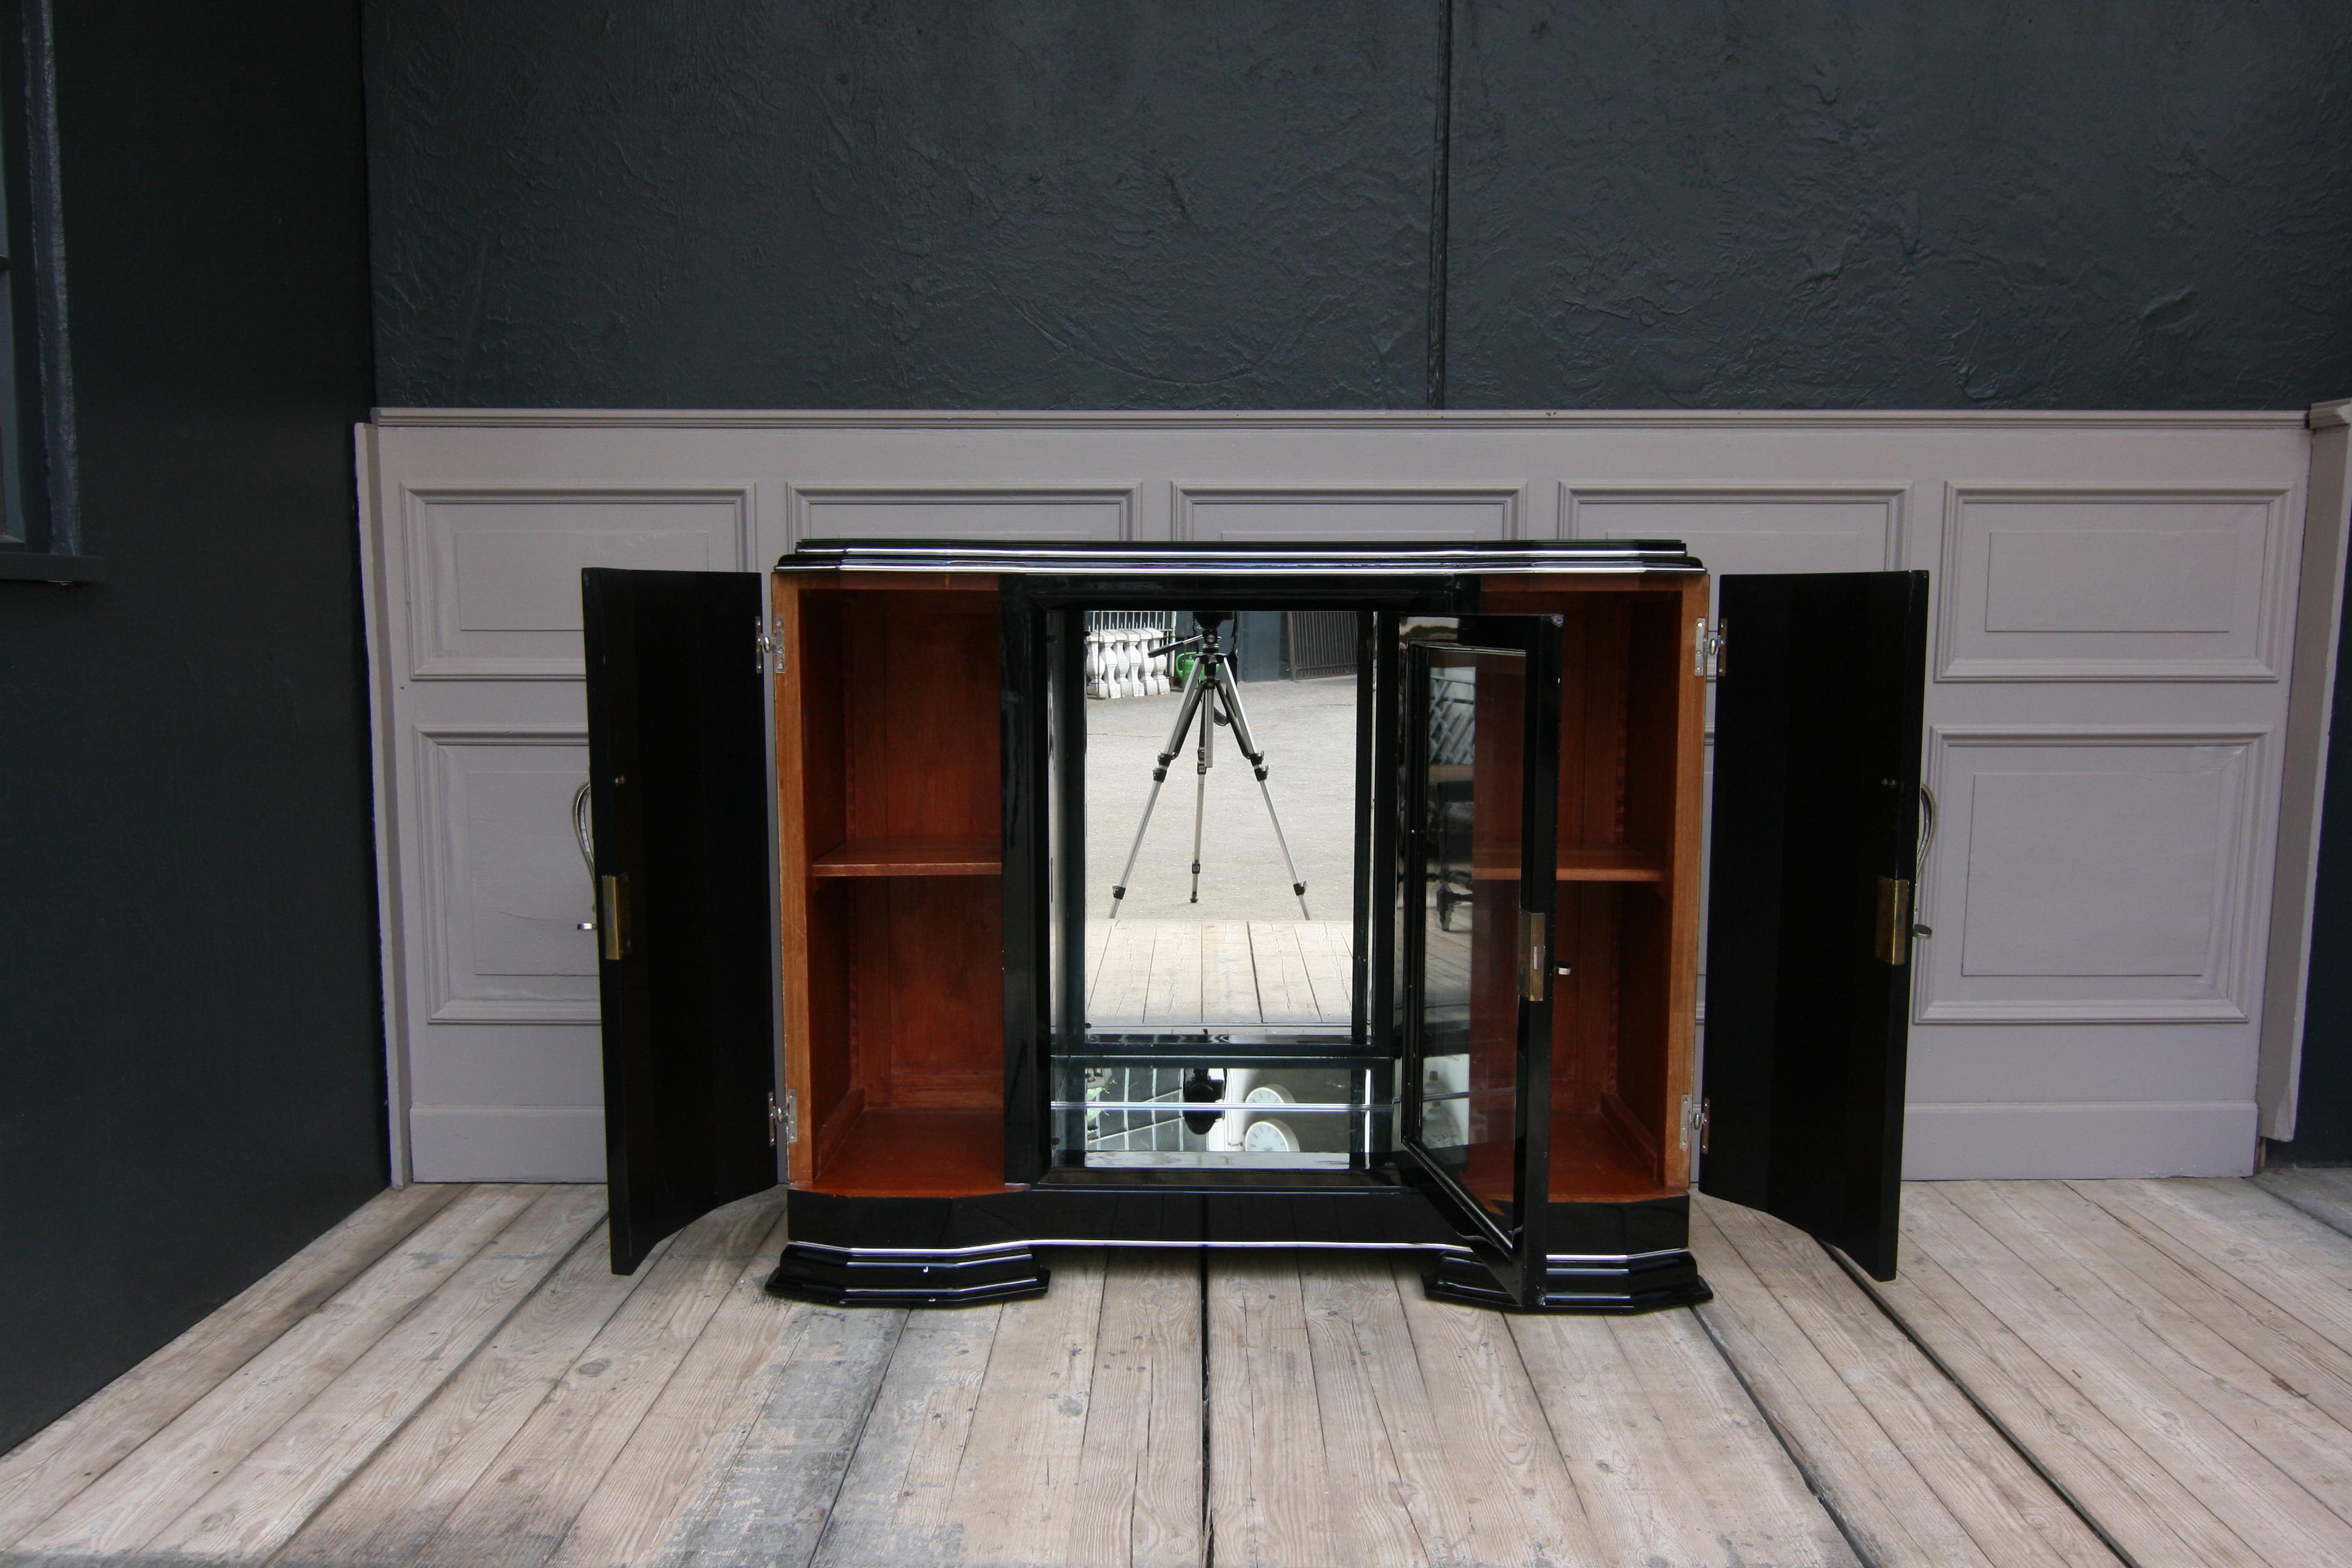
[367,0,1442,408]
[367,0,2352,411]
[0,4,382,1450]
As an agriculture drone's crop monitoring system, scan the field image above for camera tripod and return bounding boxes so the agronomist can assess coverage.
[1109,612,1312,920]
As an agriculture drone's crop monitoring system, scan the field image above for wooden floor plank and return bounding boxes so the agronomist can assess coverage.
[543,1219,818,1568]
[659,1302,903,1568]
[809,1299,998,1566]
[940,1252,1112,1565]
[1904,1183,2348,1567]
[2000,1182,2352,1495]
[1293,921,1353,1023]
[0,1181,461,1543]
[1094,922,1158,1024]
[275,1215,652,1568]
[1953,1183,2352,1538]
[1389,1258,1609,1568]
[1063,1252,1204,1568]
[398,1190,789,1568]
[1143,920,1204,1025]
[12,1184,543,1558]
[1207,1255,1336,1567]
[2254,1166,2352,1238]
[1869,1222,2253,1568]
[1691,1197,2112,1567]
[1201,920,1258,1023]
[145,1186,608,1563]
[2083,1175,2352,1359]
[1247,922,1320,1026]
[1294,1256,1433,1567]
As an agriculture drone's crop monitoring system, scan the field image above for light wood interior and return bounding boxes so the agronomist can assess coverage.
[777,577,1010,1195]
[1483,576,1708,1202]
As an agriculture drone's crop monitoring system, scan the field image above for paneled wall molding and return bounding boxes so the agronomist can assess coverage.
[1171,482,1525,540]
[782,483,1139,549]
[359,411,2325,1182]
[1935,483,2294,682]
[411,723,598,1027]
[1918,723,2272,1025]
[1561,486,1910,566]
[403,485,754,679]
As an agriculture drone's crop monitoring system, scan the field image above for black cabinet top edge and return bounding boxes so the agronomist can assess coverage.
[779,538,1704,577]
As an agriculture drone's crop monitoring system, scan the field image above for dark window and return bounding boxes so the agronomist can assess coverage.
[0,0,85,583]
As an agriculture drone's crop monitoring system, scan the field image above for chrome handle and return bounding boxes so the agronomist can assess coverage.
[572,782,597,932]
[1912,785,1938,939]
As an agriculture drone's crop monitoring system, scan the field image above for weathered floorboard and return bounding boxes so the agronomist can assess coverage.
[0,1181,461,1544]
[1691,1196,2114,1567]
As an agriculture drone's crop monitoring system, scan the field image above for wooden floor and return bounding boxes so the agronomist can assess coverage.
[1086,919,1354,1025]
[7,1171,2352,1566]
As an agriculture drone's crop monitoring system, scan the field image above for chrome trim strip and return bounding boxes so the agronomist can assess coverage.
[786,1238,1693,1263]
[778,541,1704,577]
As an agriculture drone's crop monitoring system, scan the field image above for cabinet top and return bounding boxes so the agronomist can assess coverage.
[779,538,1704,577]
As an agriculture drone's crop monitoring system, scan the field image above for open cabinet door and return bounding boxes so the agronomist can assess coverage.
[583,568,777,1273]
[1700,571,1929,1280]
[1400,615,1561,1308]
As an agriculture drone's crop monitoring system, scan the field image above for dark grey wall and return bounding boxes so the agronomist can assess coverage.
[367,0,2352,411]
[0,4,383,1450]
[367,0,1442,408]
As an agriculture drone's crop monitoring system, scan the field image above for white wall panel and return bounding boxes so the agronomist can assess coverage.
[1936,487,2290,680]
[361,409,2325,1183]
[407,488,751,678]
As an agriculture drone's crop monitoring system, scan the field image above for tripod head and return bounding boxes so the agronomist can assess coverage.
[1148,610,1233,661]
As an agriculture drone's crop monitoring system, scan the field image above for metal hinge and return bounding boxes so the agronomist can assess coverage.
[1680,1094,1711,1154]
[755,615,785,675]
[1518,910,1548,1002]
[598,874,629,961]
[1875,875,1915,965]
[1694,618,1728,679]
[768,1089,798,1148]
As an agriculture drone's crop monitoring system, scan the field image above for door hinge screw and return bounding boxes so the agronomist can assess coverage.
[768,1089,798,1148]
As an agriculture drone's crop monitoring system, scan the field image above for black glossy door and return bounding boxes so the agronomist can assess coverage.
[583,568,777,1273]
[1699,571,1930,1279]
[1400,616,1561,1307]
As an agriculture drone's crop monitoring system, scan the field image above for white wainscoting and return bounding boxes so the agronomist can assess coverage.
[358,408,2337,1183]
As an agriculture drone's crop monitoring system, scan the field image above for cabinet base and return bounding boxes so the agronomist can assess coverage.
[1422,1247,1713,1313]
[765,1242,1051,1308]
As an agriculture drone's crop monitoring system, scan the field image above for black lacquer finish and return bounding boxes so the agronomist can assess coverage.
[1699,571,1931,1281]
[583,569,779,1274]
[768,1244,1051,1308]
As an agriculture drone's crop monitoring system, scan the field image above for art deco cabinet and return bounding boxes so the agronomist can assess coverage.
[581,540,1929,1313]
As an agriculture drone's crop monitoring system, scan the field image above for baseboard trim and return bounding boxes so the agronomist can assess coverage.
[408,1106,606,1182]
[1902,1100,2257,1179]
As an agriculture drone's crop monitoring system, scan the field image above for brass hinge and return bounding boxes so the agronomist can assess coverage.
[755,615,785,675]
[1680,1094,1711,1154]
[598,874,629,961]
[1518,910,1548,1002]
[768,1089,798,1149]
[1875,875,1914,965]
[1694,618,1728,679]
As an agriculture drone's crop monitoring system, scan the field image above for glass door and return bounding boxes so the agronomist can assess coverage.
[1400,615,1560,1306]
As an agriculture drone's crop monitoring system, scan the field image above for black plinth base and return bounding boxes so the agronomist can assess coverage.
[765,1242,1051,1308]
[1422,1247,1713,1314]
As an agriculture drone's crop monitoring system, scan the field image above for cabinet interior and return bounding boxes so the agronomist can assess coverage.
[1482,581,1700,1203]
[776,571,1699,1207]
[780,580,1008,1195]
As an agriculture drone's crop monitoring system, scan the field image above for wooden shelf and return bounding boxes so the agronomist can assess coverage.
[1468,846,1670,883]
[1555,846,1669,883]
[812,837,1002,878]
[809,1107,1010,1196]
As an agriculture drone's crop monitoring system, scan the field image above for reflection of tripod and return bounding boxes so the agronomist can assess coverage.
[1109,611,1312,920]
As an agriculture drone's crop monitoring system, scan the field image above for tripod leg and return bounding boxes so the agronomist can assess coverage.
[1212,659,1313,920]
[1188,684,1211,903]
[1109,658,1209,919]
